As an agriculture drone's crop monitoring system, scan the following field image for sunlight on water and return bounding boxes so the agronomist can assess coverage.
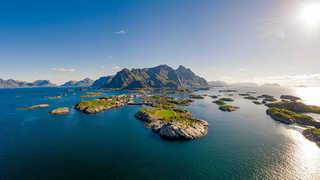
[292,87,320,106]
[286,127,320,179]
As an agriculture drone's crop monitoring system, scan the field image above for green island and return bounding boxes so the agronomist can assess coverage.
[280,95,301,101]
[81,92,103,98]
[213,100,226,105]
[219,97,234,102]
[244,96,257,100]
[189,94,204,99]
[253,101,262,105]
[219,105,239,112]
[303,128,320,147]
[160,89,192,94]
[209,95,218,99]
[266,101,320,114]
[75,94,132,114]
[239,93,250,96]
[266,107,320,127]
[135,107,208,140]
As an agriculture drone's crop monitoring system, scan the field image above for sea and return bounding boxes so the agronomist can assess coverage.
[0,86,319,180]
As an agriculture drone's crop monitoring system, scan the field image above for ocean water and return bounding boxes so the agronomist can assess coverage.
[0,87,320,180]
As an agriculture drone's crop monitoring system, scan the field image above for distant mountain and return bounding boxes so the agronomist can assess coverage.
[208,81,228,87]
[261,83,281,87]
[92,65,208,89]
[231,82,259,87]
[0,79,56,88]
[61,78,94,87]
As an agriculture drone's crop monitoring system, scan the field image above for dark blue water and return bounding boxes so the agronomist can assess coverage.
[1,87,320,180]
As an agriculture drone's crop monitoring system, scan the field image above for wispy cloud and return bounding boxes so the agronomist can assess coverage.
[112,66,121,71]
[114,30,127,35]
[51,68,76,72]
[253,74,320,86]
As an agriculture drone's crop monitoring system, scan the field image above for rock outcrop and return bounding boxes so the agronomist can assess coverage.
[50,107,69,115]
[135,108,209,140]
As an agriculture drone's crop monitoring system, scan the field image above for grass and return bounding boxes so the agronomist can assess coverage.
[213,100,226,105]
[77,99,116,109]
[81,92,103,98]
[219,105,239,112]
[219,97,234,102]
[305,128,320,136]
[169,98,194,106]
[189,94,204,99]
[267,101,320,113]
[267,107,312,120]
[138,107,197,126]
[244,96,257,100]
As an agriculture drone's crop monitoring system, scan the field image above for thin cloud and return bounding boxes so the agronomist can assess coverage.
[51,68,76,72]
[114,30,127,35]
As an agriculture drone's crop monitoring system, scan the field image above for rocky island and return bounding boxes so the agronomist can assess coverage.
[219,105,239,112]
[303,128,320,147]
[26,104,50,110]
[266,101,320,114]
[50,107,70,115]
[75,94,132,114]
[135,107,208,140]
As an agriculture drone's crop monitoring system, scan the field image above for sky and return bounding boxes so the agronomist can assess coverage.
[0,0,320,86]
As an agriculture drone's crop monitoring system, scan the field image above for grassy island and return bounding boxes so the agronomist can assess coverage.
[81,92,103,98]
[76,94,132,114]
[189,94,204,99]
[266,101,320,114]
[161,89,192,94]
[266,107,318,126]
[219,105,239,112]
[213,100,226,105]
[303,128,320,147]
[209,95,218,99]
[244,96,257,100]
[135,107,208,140]
[219,97,234,102]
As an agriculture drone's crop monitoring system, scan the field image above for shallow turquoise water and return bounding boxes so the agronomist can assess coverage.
[0,87,320,179]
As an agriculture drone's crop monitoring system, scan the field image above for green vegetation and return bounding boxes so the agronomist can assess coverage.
[219,97,234,102]
[137,107,197,126]
[253,101,262,105]
[303,128,320,147]
[161,89,192,94]
[266,101,320,114]
[239,93,250,96]
[267,107,313,122]
[219,105,239,112]
[81,92,103,98]
[169,98,194,106]
[189,94,204,99]
[213,100,226,105]
[244,96,257,100]
[76,99,116,110]
[209,95,218,99]
[304,128,320,136]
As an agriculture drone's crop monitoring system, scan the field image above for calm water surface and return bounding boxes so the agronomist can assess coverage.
[0,86,319,180]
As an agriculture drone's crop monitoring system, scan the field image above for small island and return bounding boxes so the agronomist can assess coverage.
[81,92,103,98]
[76,94,132,114]
[266,107,320,127]
[189,94,204,99]
[244,96,257,100]
[213,100,226,105]
[280,95,301,101]
[266,101,320,114]
[26,104,50,110]
[303,128,320,147]
[135,107,208,140]
[219,97,234,102]
[219,105,239,112]
[50,107,70,115]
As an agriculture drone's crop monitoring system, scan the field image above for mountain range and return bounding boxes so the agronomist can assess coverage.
[61,78,94,87]
[0,65,208,89]
[0,79,56,88]
[92,65,208,89]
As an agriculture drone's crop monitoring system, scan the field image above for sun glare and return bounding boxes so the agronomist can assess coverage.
[298,2,320,29]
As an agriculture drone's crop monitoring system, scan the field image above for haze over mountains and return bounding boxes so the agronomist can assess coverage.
[61,78,94,87]
[0,79,56,88]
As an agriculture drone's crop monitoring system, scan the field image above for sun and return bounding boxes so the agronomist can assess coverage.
[298,2,320,29]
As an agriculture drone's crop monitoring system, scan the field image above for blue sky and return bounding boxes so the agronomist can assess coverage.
[1,0,320,85]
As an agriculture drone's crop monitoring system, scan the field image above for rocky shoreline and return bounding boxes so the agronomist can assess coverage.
[135,108,208,140]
